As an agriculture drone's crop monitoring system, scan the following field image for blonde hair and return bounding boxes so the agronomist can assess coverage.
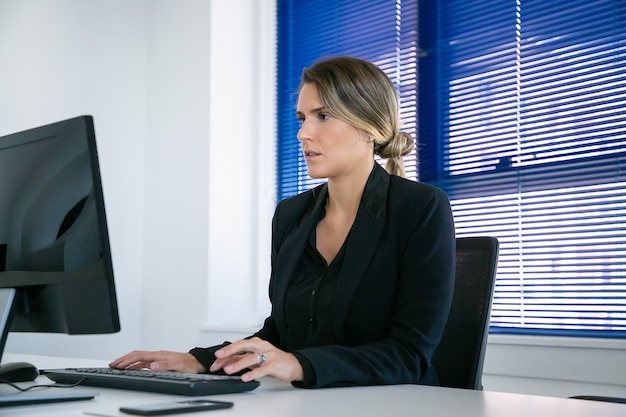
[299,56,414,177]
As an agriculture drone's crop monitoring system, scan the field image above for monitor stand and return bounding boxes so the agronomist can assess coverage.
[0,288,99,406]
[0,288,39,381]
[0,245,18,370]
[0,288,17,366]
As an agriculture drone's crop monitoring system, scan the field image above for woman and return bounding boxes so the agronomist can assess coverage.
[110,56,455,388]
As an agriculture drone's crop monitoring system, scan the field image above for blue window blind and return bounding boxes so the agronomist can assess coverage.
[419,0,626,337]
[277,0,626,337]
[276,0,419,201]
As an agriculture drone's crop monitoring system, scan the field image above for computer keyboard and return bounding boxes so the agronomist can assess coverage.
[41,367,260,396]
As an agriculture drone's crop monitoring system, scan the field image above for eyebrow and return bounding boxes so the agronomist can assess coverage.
[295,106,328,116]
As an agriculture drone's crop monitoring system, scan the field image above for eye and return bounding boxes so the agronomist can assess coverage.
[318,112,330,121]
[296,115,305,125]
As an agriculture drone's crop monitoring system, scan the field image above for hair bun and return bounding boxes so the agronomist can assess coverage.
[396,131,415,156]
[376,131,414,159]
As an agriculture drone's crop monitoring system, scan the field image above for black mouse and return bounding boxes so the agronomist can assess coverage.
[0,361,39,383]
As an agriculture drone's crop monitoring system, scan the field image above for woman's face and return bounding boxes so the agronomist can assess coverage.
[296,83,373,180]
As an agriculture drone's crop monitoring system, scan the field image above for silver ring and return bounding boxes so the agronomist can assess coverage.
[254,352,262,365]
[260,353,267,366]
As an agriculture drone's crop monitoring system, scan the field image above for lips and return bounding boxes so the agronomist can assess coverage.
[304,150,320,159]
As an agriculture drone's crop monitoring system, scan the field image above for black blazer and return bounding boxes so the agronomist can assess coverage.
[254,163,455,388]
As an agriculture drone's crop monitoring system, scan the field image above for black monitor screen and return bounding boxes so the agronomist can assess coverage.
[0,116,120,347]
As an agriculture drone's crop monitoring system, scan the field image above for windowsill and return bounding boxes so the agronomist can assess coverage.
[487,334,626,350]
[197,324,260,334]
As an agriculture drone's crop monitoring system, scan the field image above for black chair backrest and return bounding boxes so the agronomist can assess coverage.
[432,236,499,390]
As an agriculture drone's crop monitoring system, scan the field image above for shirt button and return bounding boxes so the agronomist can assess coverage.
[311,289,316,295]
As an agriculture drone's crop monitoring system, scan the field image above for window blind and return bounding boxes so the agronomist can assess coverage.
[277,0,626,337]
[419,0,626,337]
[276,0,419,201]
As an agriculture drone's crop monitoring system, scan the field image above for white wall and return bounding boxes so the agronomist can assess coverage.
[0,0,148,357]
[0,0,274,358]
[0,0,623,400]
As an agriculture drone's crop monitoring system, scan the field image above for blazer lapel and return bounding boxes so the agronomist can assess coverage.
[332,164,390,343]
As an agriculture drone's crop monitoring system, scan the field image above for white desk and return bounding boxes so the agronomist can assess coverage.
[1,354,623,417]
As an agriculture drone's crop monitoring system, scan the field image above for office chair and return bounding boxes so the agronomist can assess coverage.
[431,236,499,390]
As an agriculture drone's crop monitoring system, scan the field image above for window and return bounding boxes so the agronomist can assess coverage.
[276,0,626,338]
[419,0,626,337]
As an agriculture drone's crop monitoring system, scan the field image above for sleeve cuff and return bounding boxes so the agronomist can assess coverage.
[189,342,231,374]
[291,352,316,388]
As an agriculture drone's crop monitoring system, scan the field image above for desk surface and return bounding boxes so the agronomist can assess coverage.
[1,354,623,417]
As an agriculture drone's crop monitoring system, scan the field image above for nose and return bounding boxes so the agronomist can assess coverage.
[296,120,311,142]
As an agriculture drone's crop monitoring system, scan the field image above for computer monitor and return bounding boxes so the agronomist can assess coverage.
[0,116,120,372]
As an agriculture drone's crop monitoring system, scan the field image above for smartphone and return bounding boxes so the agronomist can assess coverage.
[119,399,234,415]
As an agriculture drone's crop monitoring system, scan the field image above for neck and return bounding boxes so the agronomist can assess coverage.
[326,160,375,215]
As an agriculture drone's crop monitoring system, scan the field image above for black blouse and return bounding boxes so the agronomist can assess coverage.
[284,215,349,352]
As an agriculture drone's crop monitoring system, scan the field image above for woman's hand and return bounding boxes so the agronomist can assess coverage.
[210,337,303,383]
[108,350,206,374]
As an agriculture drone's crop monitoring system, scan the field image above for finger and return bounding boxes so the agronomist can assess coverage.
[211,346,255,372]
[214,338,265,359]
[109,353,136,368]
[109,359,150,369]
[212,353,249,374]
[147,358,189,373]
[109,351,163,369]
[109,354,140,369]
[238,356,272,382]
[149,360,173,371]
[241,368,265,383]
[220,352,263,376]
[124,361,151,370]
[209,356,231,372]
[109,355,147,369]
